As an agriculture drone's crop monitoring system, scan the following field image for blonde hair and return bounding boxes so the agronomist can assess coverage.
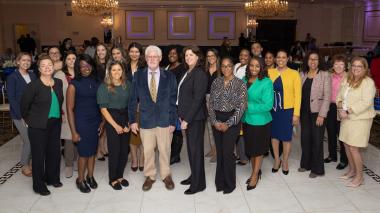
[347,57,370,89]
[104,61,127,93]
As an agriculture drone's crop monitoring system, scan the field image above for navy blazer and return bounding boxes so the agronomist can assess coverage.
[7,70,37,119]
[128,67,177,129]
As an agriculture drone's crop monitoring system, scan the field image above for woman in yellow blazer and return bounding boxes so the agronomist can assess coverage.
[268,50,301,175]
[336,57,376,188]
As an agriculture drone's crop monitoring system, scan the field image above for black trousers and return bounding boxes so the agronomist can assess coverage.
[105,109,130,182]
[170,129,183,159]
[213,117,240,193]
[300,112,325,175]
[186,120,206,192]
[28,118,61,192]
[326,103,347,163]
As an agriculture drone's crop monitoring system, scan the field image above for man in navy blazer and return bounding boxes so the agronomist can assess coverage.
[128,45,177,191]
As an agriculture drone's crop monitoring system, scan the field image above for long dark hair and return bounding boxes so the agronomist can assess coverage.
[301,51,323,73]
[74,54,98,80]
[62,51,76,77]
[126,42,146,68]
[245,56,268,80]
[183,45,204,71]
[205,48,221,76]
[94,43,110,66]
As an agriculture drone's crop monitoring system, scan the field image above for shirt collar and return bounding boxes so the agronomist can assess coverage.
[148,67,160,74]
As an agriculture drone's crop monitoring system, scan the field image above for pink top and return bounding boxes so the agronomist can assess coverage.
[331,72,344,103]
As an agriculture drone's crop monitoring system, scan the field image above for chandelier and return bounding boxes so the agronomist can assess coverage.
[71,0,119,16]
[247,16,259,29]
[244,0,288,17]
[101,16,113,28]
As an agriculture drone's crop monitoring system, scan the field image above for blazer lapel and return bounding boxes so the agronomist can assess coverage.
[141,68,150,97]
[156,68,166,101]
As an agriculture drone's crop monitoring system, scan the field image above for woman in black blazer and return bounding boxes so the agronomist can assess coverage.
[178,46,208,195]
[21,55,63,196]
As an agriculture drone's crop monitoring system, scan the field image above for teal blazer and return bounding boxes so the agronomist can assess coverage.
[242,77,274,125]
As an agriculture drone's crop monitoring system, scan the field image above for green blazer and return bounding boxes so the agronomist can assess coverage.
[242,77,274,125]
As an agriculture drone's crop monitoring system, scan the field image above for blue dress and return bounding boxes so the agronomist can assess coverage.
[271,77,294,142]
[71,77,101,157]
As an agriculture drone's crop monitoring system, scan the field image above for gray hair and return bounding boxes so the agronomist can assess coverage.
[145,45,162,57]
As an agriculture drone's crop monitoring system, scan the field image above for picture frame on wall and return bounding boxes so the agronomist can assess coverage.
[125,11,154,40]
[363,10,380,42]
[208,11,236,40]
[167,11,195,40]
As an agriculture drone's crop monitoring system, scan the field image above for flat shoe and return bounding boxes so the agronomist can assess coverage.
[339,174,355,180]
[109,181,122,190]
[346,179,364,187]
[119,179,129,187]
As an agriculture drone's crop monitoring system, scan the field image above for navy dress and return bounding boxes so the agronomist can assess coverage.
[271,77,294,142]
[71,77,102,157]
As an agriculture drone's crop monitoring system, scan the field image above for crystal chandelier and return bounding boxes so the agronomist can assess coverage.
[71,0,119,16]
[244,0,288,17]
[101,16,113,28]
[247,16,259,29]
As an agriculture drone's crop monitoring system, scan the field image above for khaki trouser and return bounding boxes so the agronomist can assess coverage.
[140,127,173,180]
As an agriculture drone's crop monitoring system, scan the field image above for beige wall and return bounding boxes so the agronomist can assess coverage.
[0,1,375,52]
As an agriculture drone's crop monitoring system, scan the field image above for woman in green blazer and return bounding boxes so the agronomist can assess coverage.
[242,56,274,190]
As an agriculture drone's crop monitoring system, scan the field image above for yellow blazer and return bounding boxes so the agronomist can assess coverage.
[268,68,302,116]
[336,77,376,120]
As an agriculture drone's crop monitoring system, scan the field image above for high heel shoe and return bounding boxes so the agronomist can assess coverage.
[246,170,261,184]
[76,179,91,193]
[272,160,282,173]
[247,171,262,190]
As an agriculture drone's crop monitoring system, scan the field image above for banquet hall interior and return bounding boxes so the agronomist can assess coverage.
[0,0,380,212]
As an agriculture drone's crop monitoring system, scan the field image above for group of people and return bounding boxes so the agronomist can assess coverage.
[6,40,376,196]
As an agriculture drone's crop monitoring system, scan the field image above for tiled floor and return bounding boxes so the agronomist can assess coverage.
[1,129,380,213]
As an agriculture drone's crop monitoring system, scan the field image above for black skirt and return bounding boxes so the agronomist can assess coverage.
[243,122,271,157]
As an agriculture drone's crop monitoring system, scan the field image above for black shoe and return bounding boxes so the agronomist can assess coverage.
[336,162,348,170]
[109,181,122,190]
[282,170,289,175]
[119,179,129,187]
[223,189,235,194]
[246,170,261,184]
[272,161,282,173]
[180,177,191,185]
[36,189,51,196]
[324,157,337,163]
[170,156,181,165]
[97,157,106,161]
[86,176,98,189]
[184,187,205,195]
[247,171,261,191]
[139,166,144,171]
[76,179,91,193]
[47,182,63,188]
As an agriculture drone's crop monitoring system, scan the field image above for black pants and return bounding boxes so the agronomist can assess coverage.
[326,103,347,163]
[28,118,61,193]
[105,109,130,182]
[170,130,183,160]
[213,111,240,193]
[300,112,325,175]
[186,120,206,192]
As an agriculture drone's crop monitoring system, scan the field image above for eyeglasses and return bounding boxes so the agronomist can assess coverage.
[351,65,364,69]
[221,64,233,69]
[146,55,160,60]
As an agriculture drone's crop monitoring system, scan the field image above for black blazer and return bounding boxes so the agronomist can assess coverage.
[6,70,37,119]
[178,66,208,124]
[128,67,177,129]
[21,78,63,129]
